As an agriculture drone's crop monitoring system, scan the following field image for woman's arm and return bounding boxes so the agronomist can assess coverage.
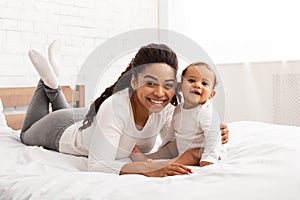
[147,140,178,160]
[156,124,229,166]
[171,148,203,166]
[133,123,229,162]
[131,123,229,165]
[129,141,178,162]
[120,161,192,177]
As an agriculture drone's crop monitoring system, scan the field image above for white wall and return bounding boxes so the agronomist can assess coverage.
[217,61,300,126]
[0,0,159,87]
[167,0,300,125]
[167,0,300,64]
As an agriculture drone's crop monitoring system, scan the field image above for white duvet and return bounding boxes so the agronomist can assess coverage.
[0,121,300,200]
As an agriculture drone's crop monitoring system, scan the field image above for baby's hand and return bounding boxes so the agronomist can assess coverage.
[130,146,148,162]
[132,146,143,153]
[146,159,155,163]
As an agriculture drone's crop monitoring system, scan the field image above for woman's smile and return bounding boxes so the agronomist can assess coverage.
[131,63,176,113]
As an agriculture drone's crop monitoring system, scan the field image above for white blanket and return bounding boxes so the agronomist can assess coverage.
[0,121,300,200]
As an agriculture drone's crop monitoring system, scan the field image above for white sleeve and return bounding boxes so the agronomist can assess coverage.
[159,105,176,147]
[200,104,221,164]
[87,98,127,174]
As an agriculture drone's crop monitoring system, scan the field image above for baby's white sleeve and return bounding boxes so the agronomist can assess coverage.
[159,105,176,148]
[200,104,221,164]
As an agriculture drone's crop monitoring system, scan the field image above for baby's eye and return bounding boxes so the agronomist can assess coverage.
[188,79,195,83]
[202,82,209,86]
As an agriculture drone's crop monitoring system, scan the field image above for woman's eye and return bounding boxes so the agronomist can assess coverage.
[164,83,174,89]
[146,81,156,86]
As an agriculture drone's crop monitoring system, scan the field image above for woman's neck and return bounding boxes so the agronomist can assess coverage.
[130,92,149,128]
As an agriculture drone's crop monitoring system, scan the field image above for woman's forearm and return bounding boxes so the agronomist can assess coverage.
[119,161,192,177]
[172,148,203,166]
[147,140,178,160]
[119,162,149,176]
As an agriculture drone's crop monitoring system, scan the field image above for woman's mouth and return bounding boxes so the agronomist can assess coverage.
[147,98,165,104]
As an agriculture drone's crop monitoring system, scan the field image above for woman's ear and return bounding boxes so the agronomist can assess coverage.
[130,74,137,90]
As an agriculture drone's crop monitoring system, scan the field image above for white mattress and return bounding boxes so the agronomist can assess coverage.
[0,121,299,199]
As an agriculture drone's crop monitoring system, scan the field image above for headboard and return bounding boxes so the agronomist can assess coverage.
[0,85,85,130]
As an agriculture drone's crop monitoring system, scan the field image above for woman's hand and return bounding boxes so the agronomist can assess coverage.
[220,123,229,144]
[120,161,191,177]
[143,162,192,177]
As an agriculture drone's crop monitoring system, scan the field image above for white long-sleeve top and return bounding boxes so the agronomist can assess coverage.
[58,88,174,174]
[172,100,222,164]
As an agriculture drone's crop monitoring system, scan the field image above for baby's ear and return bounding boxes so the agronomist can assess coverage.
[209,90,216,99]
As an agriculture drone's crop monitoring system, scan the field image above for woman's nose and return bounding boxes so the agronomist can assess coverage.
[154,85,164,97]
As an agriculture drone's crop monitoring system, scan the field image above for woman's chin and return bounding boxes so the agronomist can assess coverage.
[149,104,164,113]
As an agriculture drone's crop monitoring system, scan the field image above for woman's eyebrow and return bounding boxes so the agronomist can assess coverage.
[144,75,175,82]
[144,75,157,80]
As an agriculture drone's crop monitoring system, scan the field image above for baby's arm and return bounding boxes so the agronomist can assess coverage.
[199,106,222,167]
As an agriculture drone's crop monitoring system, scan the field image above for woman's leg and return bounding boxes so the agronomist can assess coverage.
[21,80,69,133]
[20,79,72,149]
[21,47,73,150]
[20,80,87,151]
[20,107,86,151]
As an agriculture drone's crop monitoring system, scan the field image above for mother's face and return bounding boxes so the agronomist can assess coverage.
[131,63,176,113]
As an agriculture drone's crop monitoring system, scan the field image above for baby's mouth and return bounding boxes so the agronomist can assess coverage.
[191,90,201,95]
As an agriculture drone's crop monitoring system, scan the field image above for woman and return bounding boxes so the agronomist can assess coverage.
[21,43,228,177]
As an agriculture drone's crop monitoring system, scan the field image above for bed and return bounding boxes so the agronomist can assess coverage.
[0,87,300,199]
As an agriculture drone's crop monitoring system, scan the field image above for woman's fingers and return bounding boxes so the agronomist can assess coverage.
[145,162,192,177]
[222,137,228,144]
[220,123,229,144]
[166,163,192,175]
[220,123,227,130]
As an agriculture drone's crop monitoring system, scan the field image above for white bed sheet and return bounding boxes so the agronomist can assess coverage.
[0,121,300,200]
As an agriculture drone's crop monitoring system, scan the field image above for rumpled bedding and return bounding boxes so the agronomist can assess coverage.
[0,121,299,200]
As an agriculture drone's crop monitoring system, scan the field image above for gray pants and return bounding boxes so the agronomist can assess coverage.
[20,80,87,151]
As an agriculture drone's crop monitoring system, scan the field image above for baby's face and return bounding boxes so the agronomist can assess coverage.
[181,65,215,108]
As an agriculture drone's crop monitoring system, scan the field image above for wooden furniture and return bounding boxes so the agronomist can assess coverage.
[0,85,85,130]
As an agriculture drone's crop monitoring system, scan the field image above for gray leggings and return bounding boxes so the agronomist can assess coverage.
[20,80,87,151]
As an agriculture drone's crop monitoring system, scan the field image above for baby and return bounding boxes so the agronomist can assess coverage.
[172,62,222,167]
[130,62,225,167]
